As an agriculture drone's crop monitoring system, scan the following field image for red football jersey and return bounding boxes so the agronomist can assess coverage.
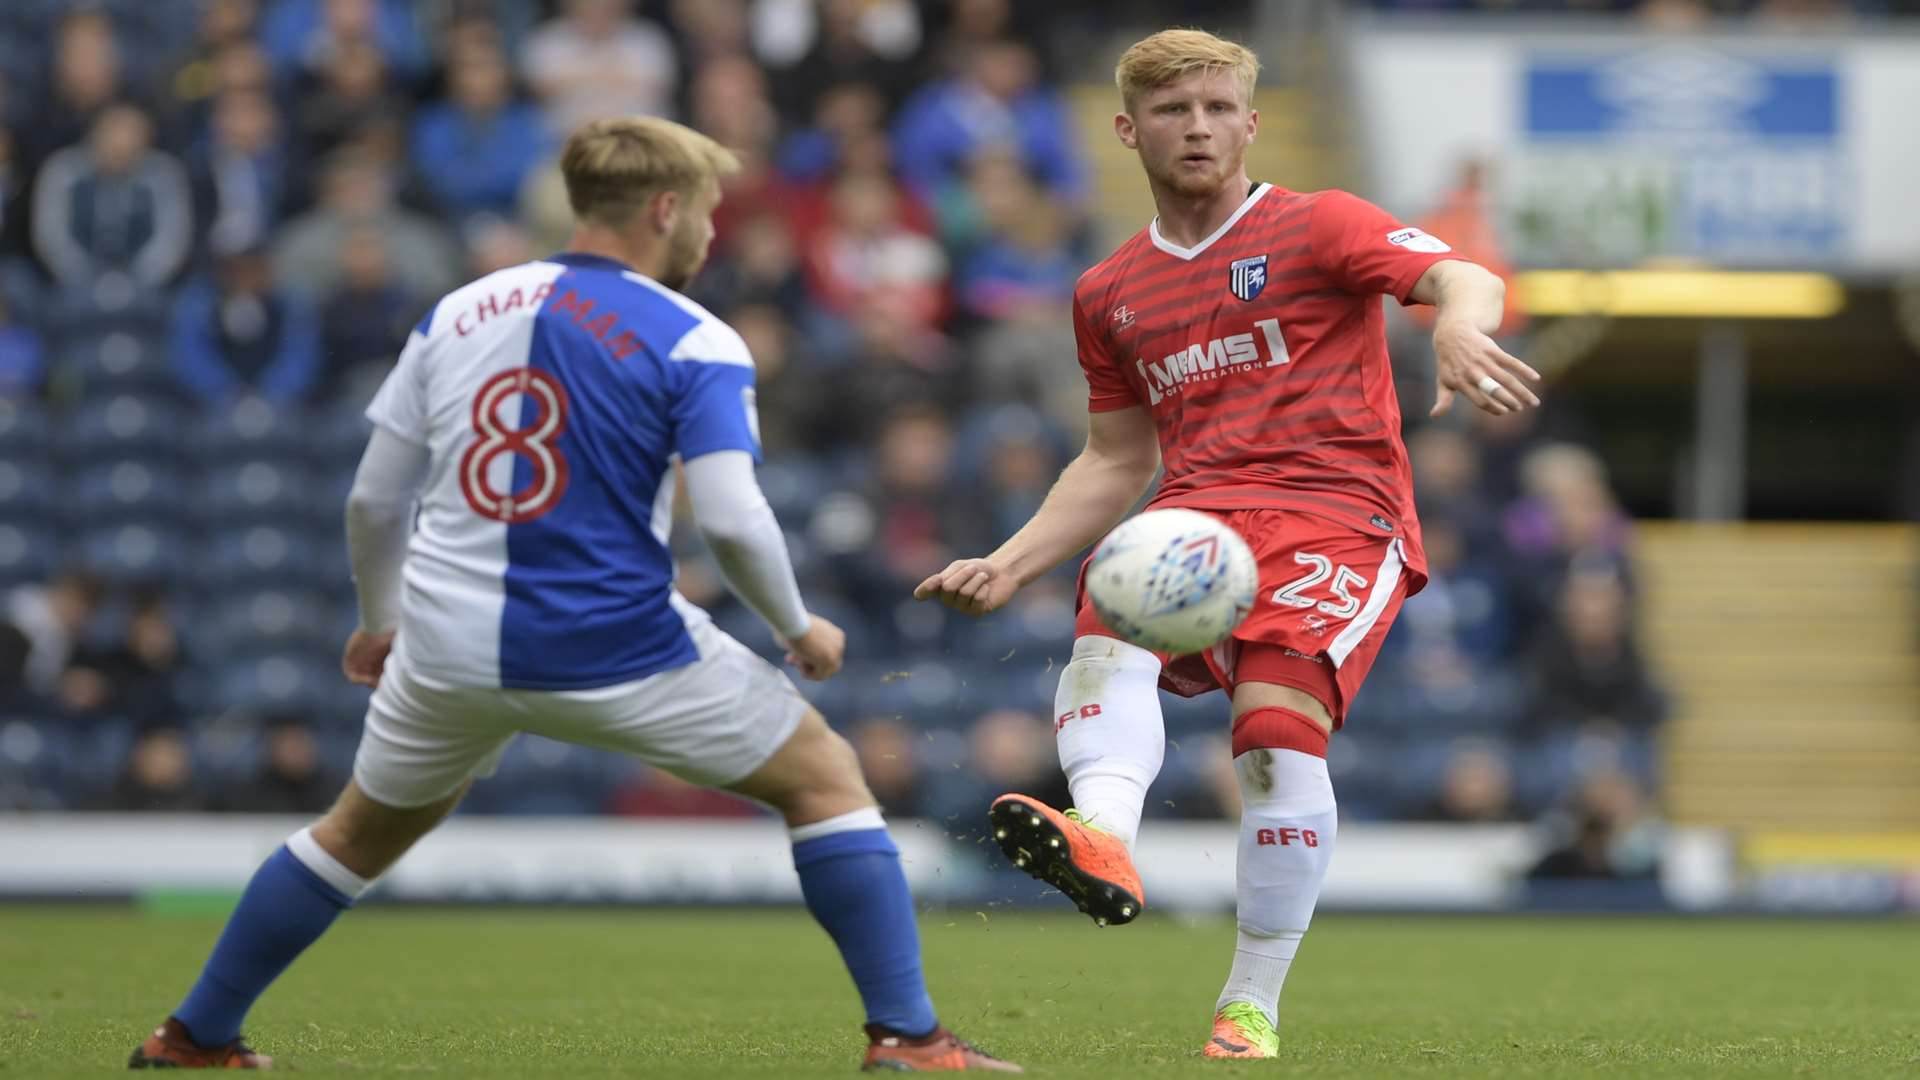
[1073,183,1461,588]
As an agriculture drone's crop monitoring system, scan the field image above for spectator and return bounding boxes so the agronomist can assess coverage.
[1393,515,1513,669]
[464,215,536,278]
[30,104,193,300]
[1527,768,1661,880]
[765,0,922,125]
[169,245,322,406]
[290,38,404,179]
[926,708,1071,833]
[804,169,948,333]
[272,149,462,300]
[669,0,754,67]
[953,160,1078,323]
[261,0,430,90]
[522,0,679,136]
[4,571,105,700]
[1505,442,1634,630]
[0,293,46,399]
[851,715,925,817]
[410,43,549,220]
[0,125,26,260]
[726,303,825,453]
[891,39,1085,206]
[1523,570,1668,739]
[320,225,419,396]
[1408,425,1503,554]
[59,590,182,726]
[107,727,208,812]
[969,405,1063,548]
[166,0,263,129]
[1414,742,1518,823]
[776,82,889,185]
[687,55,779,156]
[20,9,126,172]
[1406,158,1525,336]
[692,212,809,315]
[190,90,289,261]
[216,718,339,813]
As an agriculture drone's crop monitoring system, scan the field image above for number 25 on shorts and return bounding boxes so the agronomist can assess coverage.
[1272,552,1368,619]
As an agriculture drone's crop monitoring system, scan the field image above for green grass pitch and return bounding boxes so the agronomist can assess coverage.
[1,906,1914,1077]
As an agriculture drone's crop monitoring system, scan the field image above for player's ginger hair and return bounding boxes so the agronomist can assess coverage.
[1114,29,1261,113]
[559,116,740,227]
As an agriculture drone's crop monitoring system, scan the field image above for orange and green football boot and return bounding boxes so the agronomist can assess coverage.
[1202,1002,1279,1059]
[862,1024,1022,1072]
[987,794,1144,926]
[128,1018,272,1069]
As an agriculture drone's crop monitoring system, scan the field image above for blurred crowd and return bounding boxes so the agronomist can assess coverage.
[1364,0,1920,20]
[0,1,1666,878]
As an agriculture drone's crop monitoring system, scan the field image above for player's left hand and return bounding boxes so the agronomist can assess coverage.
[342,629,396,688]
[1431,319,1542,418]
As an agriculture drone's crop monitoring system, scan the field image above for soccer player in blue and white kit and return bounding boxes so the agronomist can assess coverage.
[129,117,1017,1074]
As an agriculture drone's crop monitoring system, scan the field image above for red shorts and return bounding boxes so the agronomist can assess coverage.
[1074,509,1417,727]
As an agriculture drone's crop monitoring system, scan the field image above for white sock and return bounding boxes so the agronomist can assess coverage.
[287,825,376,900]
[1052,635,1165,850]
[1217,748,1337,1026]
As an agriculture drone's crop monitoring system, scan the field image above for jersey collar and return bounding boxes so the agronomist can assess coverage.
[547,251,639,273]
[1148,182,1271,262]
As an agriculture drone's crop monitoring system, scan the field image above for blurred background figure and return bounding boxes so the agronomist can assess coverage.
[169,244,321,406]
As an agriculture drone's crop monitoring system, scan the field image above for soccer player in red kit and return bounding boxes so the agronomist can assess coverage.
[915,28,1541,1059]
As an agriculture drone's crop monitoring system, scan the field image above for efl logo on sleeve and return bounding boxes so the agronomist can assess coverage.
[1386,227,1452,253]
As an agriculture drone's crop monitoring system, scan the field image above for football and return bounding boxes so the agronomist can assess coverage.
[1085,508,1258,655]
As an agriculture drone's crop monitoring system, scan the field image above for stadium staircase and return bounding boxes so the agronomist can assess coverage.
[1638,523,1920,829]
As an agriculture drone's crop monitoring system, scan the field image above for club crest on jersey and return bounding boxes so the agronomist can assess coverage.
[1228,254,1267,302]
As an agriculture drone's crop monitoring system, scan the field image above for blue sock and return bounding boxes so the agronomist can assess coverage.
[173,846,354,1046]
[793,827,938,1036]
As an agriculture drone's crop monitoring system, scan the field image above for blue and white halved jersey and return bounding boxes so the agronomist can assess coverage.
[365,253,760,690]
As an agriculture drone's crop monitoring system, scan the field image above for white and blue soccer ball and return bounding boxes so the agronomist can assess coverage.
[1086,508,1257,655]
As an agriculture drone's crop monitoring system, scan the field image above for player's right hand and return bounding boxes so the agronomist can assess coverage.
[781,615,845,682]
[342,628,396,688]
[913,558,1019,617]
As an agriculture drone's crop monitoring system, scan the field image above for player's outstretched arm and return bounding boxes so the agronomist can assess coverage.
[683,449,842,680]
[342,427,432,687]
[915,405,1160,617]
[1412,260,1543,418]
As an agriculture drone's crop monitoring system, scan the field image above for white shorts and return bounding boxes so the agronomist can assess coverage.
[352,618,810,809]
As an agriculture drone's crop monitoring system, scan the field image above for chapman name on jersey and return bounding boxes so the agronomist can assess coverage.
[365,253,760,690]
[1073,183,1461,590]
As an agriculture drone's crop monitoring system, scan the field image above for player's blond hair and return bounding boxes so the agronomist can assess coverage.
[1114,29,1260,113]
[559,116,740,227]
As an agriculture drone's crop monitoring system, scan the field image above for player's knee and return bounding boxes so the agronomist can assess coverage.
[753,709,874,821]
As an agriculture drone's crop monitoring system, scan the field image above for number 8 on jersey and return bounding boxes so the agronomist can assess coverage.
[459,367,571,524]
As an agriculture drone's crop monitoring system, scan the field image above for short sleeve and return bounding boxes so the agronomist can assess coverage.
[1074,292,1138,413]
[363,321,432,445]
[1309,190,1464,305]
[669,319,762,464]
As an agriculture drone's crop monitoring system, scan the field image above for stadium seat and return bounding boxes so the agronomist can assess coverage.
[57,395,186,467]
[0,399,51,462]
[63,460,187,529]
[193,526,320,591]
[312,405,377,470]
[0,523,58,588]
[0,719,69,810]
[0,459,55,524]
[206,653,335,717]
[188,589,337,662]
[755,459,834,527]
[193,461,313,527]
[58,331,177,401]
[78,523,188,588]
[189,398,312,465]
[189,722,266,790]
[471,736,615,816]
